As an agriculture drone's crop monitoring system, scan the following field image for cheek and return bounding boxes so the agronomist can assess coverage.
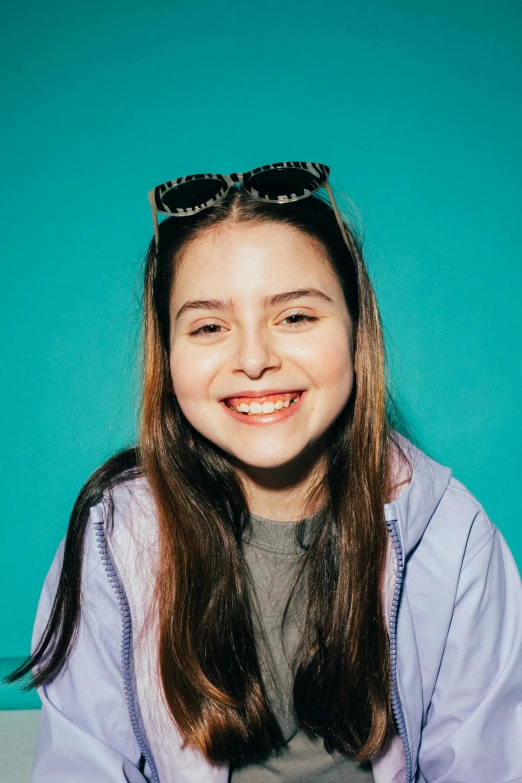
[300,327,354,397]
[169,343,225,431]
[169,358,207,434]
[169,347,208,406]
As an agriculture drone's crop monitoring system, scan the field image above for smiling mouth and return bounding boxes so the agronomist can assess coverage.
[224,391,303,416]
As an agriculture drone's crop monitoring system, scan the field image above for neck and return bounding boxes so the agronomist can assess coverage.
[245,486,325,522]
[232,443,328,522]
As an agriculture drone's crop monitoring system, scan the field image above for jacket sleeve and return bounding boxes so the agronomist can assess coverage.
[417,512,522,782]
[31,511,150,782]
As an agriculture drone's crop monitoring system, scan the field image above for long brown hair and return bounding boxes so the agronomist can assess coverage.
[7,186,411,764]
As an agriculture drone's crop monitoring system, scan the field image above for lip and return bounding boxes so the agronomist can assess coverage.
[221,388,303,400]
[221,390,306,426]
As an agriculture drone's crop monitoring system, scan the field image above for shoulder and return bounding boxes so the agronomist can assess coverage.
[389,431,496,560]
[400,456,505,615]
[442,475,495,565]
[73,473,161,614]
[88,473,160,547]
[87,475,161,621]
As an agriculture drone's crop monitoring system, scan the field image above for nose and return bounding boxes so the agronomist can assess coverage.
[231,325,282,379]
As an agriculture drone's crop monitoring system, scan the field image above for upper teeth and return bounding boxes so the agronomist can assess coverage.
[231,396,300,415]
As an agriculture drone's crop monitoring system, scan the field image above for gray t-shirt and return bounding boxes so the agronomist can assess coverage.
[229,509,374,782]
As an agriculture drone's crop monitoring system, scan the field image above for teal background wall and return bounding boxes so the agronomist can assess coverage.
[1,0,521,707]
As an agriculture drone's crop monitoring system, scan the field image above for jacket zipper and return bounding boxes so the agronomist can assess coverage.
[94,517,161,783]
[386,516,413,783]
[94,510,411,783]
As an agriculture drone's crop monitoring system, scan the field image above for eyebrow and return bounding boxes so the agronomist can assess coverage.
[175,288,333,321]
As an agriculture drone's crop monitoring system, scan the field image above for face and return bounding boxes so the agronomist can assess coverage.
[169,221,354,480]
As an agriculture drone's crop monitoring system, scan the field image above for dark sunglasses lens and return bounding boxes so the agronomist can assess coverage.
[160,177,225,212]
[245,166,326,200]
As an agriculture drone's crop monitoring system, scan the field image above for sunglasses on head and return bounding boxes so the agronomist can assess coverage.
[147,161,350,249]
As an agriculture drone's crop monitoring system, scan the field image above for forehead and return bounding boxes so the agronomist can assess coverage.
[171,221,339,300]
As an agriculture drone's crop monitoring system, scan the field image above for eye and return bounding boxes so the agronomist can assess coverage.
[280,312,318,326]
[189,322,226,336]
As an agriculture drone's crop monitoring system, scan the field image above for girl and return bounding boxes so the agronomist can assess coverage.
[7,162,522,782]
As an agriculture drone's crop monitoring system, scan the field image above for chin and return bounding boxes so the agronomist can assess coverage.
[227,440,322,473]
[239,455,299,471]
[225,449,294,469]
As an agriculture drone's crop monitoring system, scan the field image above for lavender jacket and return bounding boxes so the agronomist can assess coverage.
[30,435,522,782]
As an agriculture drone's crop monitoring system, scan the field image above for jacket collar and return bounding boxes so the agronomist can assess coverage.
[385,432,453,557]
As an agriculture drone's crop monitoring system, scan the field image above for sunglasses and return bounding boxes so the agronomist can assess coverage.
[147,161,350,249]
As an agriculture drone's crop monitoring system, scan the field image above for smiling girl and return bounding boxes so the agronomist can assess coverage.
[8,163,522,782]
